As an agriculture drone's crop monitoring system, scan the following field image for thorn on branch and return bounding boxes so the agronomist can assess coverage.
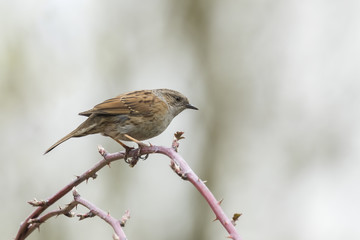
[64,211,76,218]
[98,145,107,157]
[218,199,224,205]
[28,198,47,207]
[113,233,120,240]
[72,188,80,199]
[91,173,98,180]
[170,160,181,173]
[65,202,78,210]
[170,160,187,179]
[77,211,96,220]
[27,218,42,224]
[119,210,130,227]
[83,172,98,183]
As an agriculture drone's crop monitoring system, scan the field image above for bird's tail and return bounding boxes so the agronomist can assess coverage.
[44,131,75,154]
[44,118,98,154]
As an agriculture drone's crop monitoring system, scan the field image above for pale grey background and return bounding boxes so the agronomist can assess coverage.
[1,0,360,239]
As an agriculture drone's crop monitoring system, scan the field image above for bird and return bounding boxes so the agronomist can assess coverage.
[44,89,198,154]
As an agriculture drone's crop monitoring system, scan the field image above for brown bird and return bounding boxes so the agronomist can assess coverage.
[44,89,198,154]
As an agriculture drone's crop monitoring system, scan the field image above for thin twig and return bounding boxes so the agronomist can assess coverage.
[72,188,127,240]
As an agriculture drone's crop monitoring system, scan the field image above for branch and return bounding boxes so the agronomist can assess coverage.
[26,189,128,240]
[166,132,242,240]
[15,132,241,240]
[72,188,128,240]
[15,148,130,240]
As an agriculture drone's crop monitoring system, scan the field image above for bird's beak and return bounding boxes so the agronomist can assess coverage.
[186,104,198,110]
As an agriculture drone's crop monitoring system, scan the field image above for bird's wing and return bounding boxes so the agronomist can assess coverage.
[79,90,165,117]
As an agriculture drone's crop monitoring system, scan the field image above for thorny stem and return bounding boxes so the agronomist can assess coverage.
[72,189,127,240]
[15,150,128,240]
[15,134,241,240]
[156,146,241,240]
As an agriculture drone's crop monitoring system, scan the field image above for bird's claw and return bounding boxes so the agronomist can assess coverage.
[125,134,149,160]
[112,136,149,167]
[129,144,148,166]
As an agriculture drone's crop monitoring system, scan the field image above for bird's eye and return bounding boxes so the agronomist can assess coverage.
[175,96,181,102]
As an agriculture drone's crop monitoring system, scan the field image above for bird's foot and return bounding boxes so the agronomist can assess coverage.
[111,138,134,162]
[125,134,149,162]
[111,136,149,167]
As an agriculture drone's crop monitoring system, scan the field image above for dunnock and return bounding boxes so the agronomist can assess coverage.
[44,89,198,154]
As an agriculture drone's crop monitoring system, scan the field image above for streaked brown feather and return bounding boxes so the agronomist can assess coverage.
[79,90,164,117]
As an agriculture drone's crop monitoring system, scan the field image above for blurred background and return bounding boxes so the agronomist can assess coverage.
[1,0,360,239]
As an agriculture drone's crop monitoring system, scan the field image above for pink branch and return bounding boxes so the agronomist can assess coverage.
[15,149,128,240]
[72,188,127,240]
[155,136,242,240]
[15,133,241,240]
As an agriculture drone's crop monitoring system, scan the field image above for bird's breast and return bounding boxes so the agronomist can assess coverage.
[100,109,174,141]
[123,112,173,140]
